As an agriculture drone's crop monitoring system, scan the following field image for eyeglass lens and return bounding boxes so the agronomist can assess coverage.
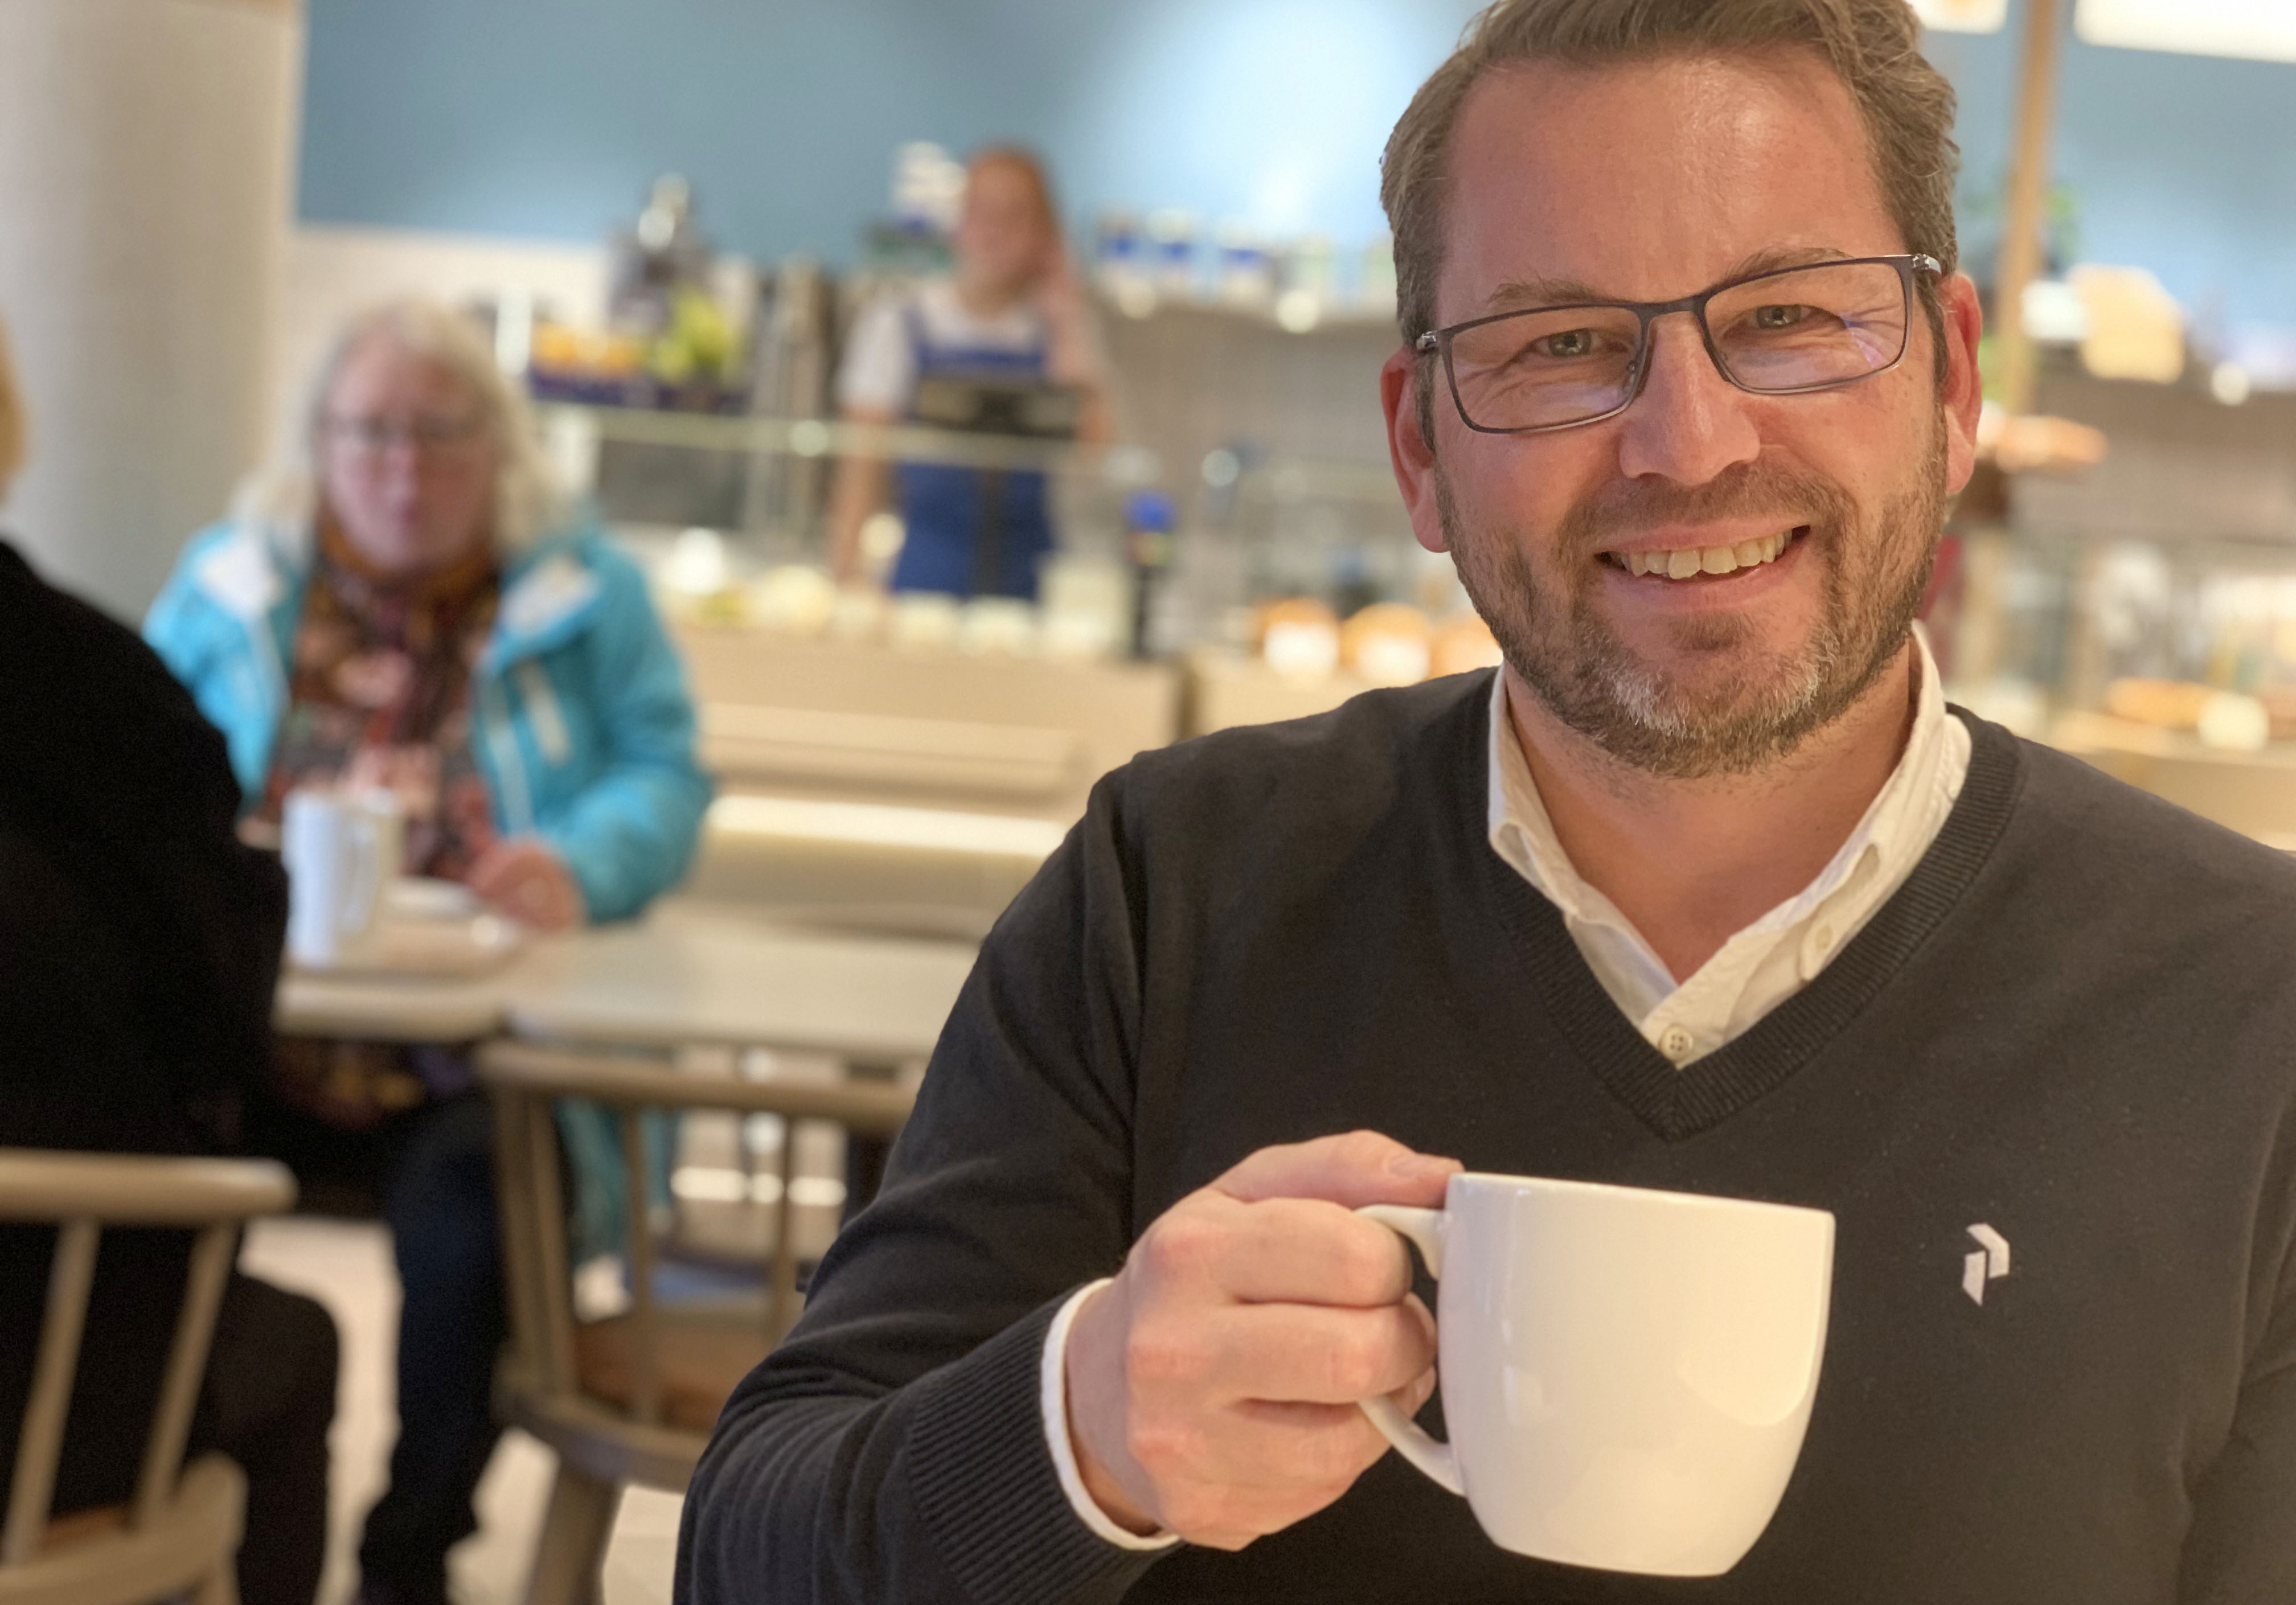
[326,413,483,455]
[1445,259,1914,433]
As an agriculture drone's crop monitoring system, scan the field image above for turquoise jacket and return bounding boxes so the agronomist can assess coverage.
[144,515,712,922]
[145,514,709,1258]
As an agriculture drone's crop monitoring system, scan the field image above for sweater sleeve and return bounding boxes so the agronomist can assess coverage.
[2176,1221,2296,1600]
[675,772,1172,1604]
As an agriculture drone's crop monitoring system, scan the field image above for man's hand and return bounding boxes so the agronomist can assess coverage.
[468,837,585,930]
[1064,1130,1458,1550]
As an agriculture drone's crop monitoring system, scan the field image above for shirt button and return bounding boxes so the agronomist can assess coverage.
[1659,1025,1696,1062]
[1812,922,1836,955]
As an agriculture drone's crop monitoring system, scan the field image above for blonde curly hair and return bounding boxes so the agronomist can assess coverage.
[233,297,567,556]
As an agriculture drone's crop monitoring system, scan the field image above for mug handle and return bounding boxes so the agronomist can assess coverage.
[1355,1204,1463,1497]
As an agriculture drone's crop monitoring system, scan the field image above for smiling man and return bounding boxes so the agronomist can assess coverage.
[680,4,2296,1602]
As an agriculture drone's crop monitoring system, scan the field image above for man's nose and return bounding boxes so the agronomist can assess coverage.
[1612,314,1762,486]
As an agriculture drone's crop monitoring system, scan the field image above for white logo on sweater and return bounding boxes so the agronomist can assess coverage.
[1962,1224,2010,1304]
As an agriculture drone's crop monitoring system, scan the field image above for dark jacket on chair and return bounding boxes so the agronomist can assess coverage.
[0,536,290,1514]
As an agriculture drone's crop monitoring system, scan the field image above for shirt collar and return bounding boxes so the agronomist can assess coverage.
[1485,628,1957,938]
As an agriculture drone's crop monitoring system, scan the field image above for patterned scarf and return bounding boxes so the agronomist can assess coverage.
[264,520,502,1128]
[257,518,500,880]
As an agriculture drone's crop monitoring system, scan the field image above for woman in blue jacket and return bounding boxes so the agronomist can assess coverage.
[147,299,709,1605]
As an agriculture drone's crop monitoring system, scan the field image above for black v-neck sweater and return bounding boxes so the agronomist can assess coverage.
[680,672,2296,1605]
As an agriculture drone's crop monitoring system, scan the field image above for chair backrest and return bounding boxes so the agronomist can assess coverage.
[0,1150,295,1567]
[477,1041,913,1439]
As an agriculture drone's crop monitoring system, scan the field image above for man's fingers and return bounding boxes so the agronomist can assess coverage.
[1140,1300,1436,1407]
[1222,1300,1436,1405]
[1394,1355,1438,1417]
[1212,1398,1393,1487]
[1206,1196,1418,1306]
[1144,1399,1393,1548]
[1215,1130,1461,1209]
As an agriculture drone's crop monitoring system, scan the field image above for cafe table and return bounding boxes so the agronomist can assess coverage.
[276,901,978,1605]
[273,963,515,1043]
[274,898,979,1060]
[276,897,979,1216]
[502,900,981,1232]
[500,899,977,1064]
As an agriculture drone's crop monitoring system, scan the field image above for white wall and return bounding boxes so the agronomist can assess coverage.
[276,224,610,444]
[0,0,303,618]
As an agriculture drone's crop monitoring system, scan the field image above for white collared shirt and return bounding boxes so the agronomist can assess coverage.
[1043,631,1970,1546]
[1484,629,1970,1064]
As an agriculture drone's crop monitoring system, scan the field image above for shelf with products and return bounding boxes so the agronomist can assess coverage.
[1093,283,1400,338]
[1945,504,2296,842]
[538,386,1495,755]
[540,400,1162,486]
[539,395,1452,665]
[1946,368,2296,704]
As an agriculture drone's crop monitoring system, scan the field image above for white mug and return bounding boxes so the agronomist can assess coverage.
[1358,1173,1834,1577]
[281,786,405,967]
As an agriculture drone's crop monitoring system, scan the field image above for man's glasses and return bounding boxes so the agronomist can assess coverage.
[1414,254,1942,435]
[323,413,487,459]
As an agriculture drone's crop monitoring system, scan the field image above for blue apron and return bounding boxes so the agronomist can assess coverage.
[890,302,1057,600]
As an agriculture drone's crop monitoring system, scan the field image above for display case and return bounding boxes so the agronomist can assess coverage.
[1945,372,2296,842]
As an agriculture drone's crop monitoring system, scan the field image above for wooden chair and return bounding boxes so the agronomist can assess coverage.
[479,1039,914,1605]
[0,1149,296,1605]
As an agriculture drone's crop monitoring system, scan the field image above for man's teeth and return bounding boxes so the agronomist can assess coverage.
[1616,530,1793,578]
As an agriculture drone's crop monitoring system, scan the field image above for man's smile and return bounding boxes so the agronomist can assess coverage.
[1599,525,1810,580]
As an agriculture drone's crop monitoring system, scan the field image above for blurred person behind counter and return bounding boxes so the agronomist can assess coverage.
[145,299,711,1605]
[827,145,1112,600]
[0,311,338,1604]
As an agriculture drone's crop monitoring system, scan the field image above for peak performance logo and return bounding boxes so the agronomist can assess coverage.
[1962,1224,2010,1306]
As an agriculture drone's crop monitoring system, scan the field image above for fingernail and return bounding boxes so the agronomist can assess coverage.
[1388,1152,1461,1181]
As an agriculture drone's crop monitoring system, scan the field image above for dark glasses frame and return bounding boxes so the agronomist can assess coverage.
[1413,253,1944,436]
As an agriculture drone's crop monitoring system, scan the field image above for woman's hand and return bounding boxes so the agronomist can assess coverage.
[468,838,586,930]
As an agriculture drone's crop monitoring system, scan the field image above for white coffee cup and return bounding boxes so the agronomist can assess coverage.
[1358,1173,1834,1577]
[281,786,405,967]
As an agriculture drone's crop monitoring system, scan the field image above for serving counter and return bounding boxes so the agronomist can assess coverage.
[668,623,1180,930]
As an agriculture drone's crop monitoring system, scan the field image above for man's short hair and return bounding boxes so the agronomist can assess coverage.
[1381,0,1960,392]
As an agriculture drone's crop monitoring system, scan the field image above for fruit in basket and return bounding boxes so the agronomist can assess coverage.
[650,286,736,384]
[530,322,585,373]
[530,321,646,379]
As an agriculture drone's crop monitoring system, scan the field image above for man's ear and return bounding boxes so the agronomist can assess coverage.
[1937,272,1985,496]
[1383,346,1450,554]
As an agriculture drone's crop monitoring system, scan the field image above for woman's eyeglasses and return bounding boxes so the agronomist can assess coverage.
[322,413,487,459]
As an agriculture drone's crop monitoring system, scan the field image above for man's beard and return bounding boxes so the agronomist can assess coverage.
[1442,421,1948,780]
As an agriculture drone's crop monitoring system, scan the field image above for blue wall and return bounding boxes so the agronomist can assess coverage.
[298,0,2295,326]
[298,0,1482,260]
[1923,24,2296,332]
